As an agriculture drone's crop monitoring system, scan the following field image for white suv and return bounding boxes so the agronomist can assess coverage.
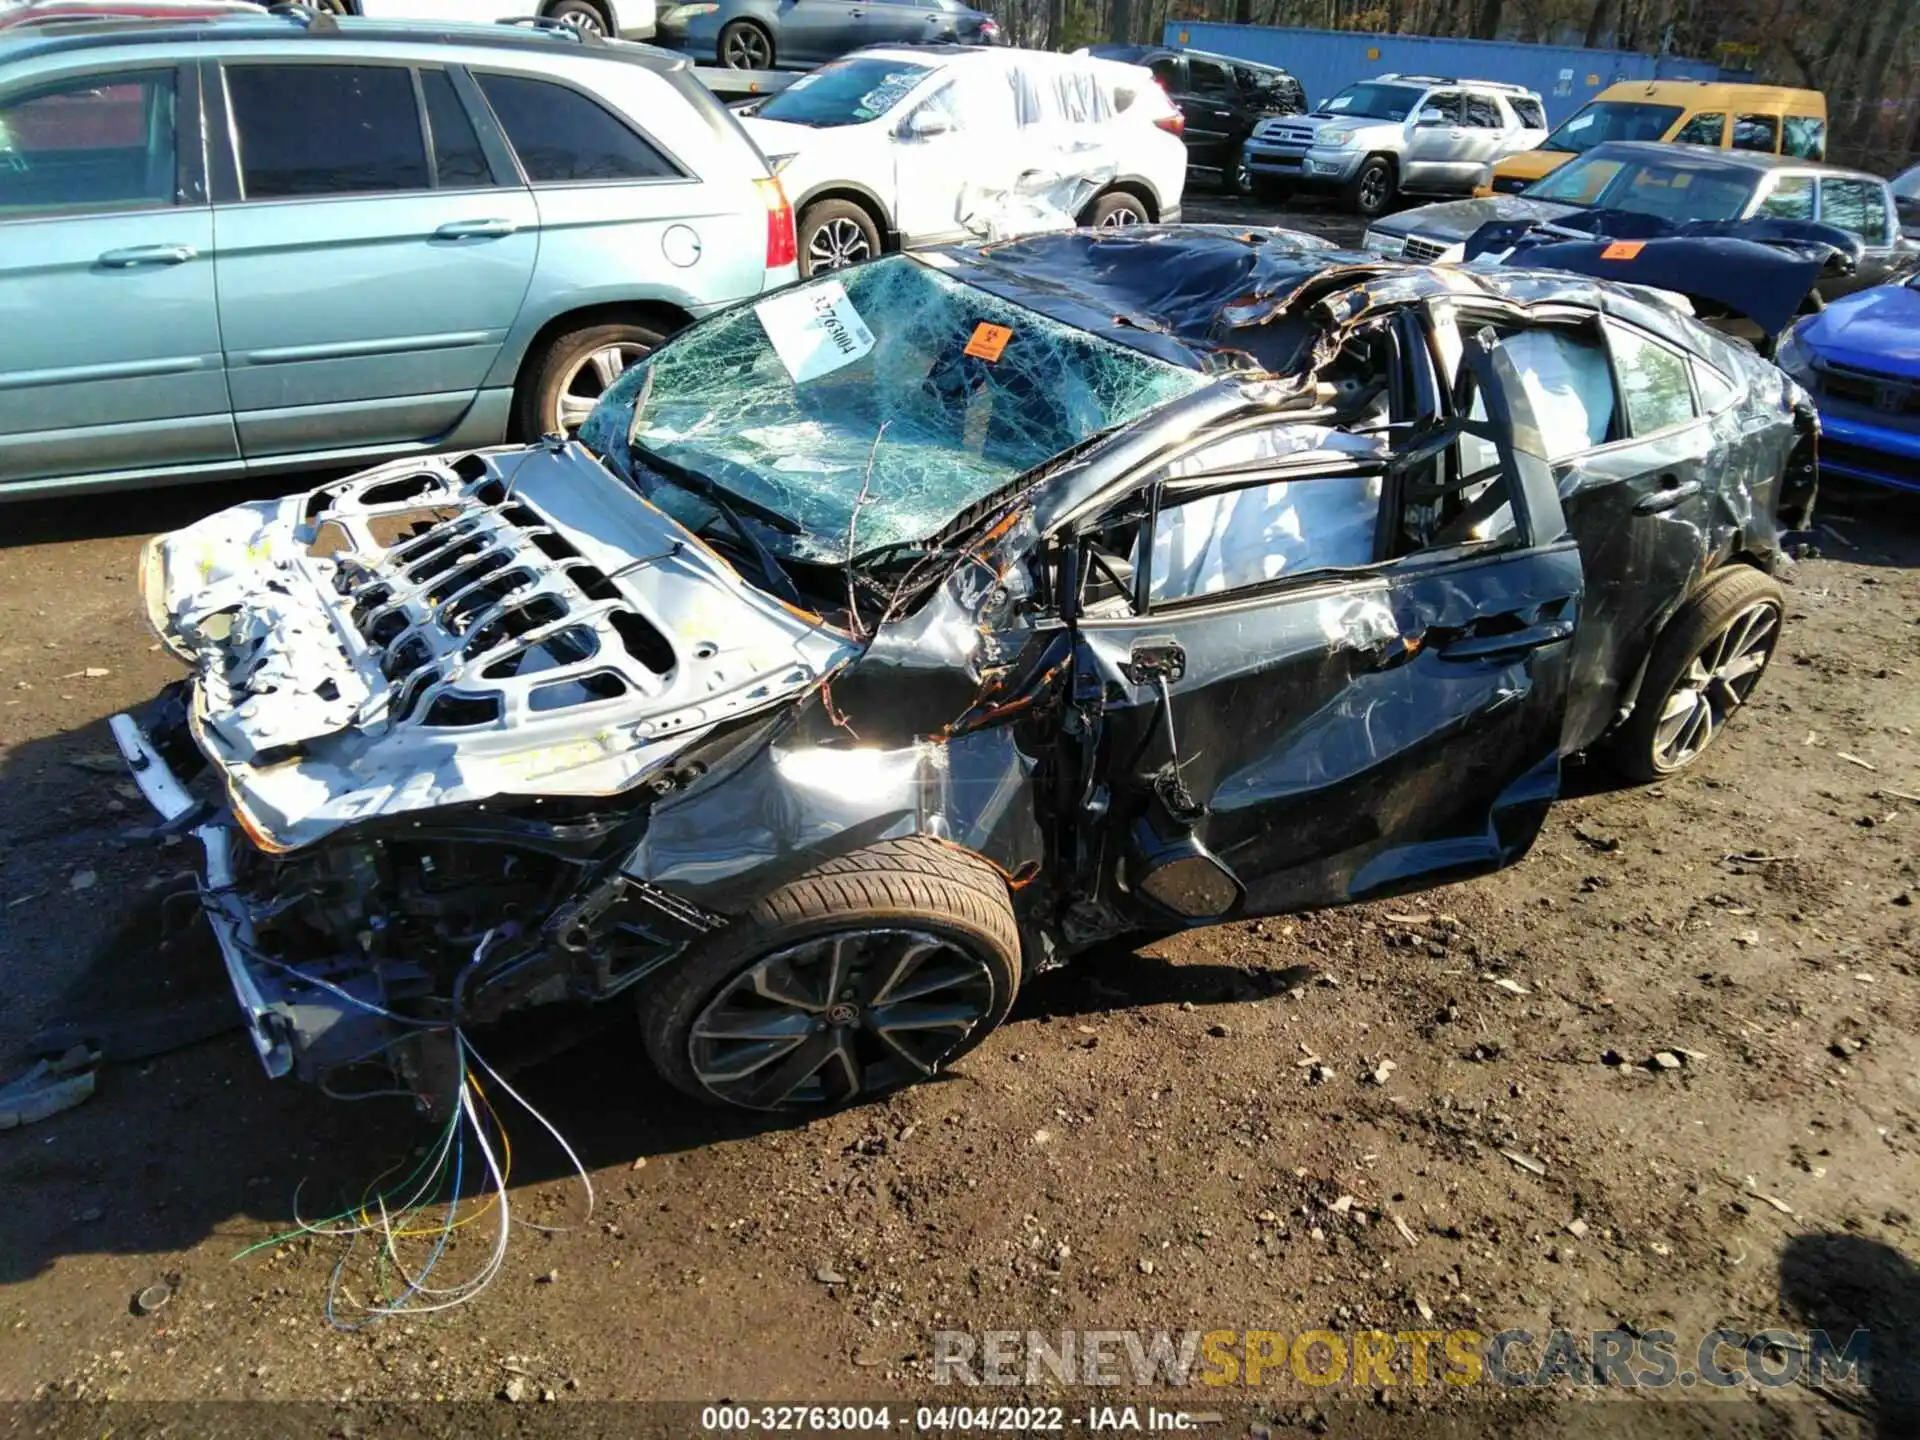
[740,46,1187,275]
[1243,73,1547,218]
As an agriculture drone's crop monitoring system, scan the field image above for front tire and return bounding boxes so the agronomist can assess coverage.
[515,318,670,440]
[1345,155,1395,218]
[1225,142,1255,196]
[1084,190,1149,227]
[1608,567,1785,782]
[640,838,1022,1112]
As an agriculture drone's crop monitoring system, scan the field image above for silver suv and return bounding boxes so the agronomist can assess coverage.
[1243,73,1547,218]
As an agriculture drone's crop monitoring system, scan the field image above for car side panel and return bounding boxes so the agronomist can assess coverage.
[479,64,786,390]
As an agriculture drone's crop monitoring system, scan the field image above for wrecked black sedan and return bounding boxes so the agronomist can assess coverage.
[113,229,1817,1114]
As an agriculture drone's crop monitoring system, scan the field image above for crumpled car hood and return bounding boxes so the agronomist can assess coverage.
[1378,196,1579,240]
[142,444,856,851]
[1800,281,1920,375]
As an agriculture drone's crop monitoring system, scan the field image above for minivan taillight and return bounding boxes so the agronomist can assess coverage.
[1154,111,1185,136]
[756,176,796,270]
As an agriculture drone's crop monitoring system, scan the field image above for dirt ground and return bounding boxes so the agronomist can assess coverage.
[2,198,1918,1438]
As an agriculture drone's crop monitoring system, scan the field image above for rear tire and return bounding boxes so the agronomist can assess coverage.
[640,838,1022,1112]
[1607,567,1785,782]
[717,18,774,68]
[1084,190,1149,227]
[514,318,670,441]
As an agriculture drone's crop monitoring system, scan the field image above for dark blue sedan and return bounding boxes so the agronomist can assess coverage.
[656,0,996,69]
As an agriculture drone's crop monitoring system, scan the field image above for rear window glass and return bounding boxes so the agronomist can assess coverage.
[1672,112,1724,146]
[1782,114,1826,159]
[228,64,428,199]
[1731,113,1779,153]
[478,74,678,183]
[420,69,489,189]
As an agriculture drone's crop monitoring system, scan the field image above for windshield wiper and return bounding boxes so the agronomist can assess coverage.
[630,441,806,606]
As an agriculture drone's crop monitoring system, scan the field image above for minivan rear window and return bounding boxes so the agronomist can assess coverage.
[1782,114,1826,159]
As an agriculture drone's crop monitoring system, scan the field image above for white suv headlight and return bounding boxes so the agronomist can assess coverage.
[1363,229,1403,257]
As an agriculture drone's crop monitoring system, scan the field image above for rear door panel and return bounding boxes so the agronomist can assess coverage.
[1079,330,1584,923]
[209,58,537,458]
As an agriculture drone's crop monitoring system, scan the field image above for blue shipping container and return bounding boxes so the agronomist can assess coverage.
[1162,21,1720,125]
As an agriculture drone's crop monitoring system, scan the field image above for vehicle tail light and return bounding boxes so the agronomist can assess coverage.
[1154,110,1184,136]
[756,175,796,270]
[978,16,998,38]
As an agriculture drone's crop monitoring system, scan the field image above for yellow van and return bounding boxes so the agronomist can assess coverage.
[1479,81,1827,194]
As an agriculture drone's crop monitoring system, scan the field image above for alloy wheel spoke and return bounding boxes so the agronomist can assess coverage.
[1654,691,1701,752]
[750,955,827,1013]
[699,1033,808,1084]
[868,999,981,1034]
[693,1009,815,1043]
[588,345,630,390]
[557,392,597,431]
[736,1032,839,1108]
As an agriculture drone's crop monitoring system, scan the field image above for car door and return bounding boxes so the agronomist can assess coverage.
[1401,90,1471,192]
[1066,328,1584,924]
[777,0,871,63]
[1176,55,1237,169]
[1816,176,1903,293]
[0,59,235,490]
[859,0,942,45]
[892,62,1022,243]
[1442,305,1717,752]
[209,59,537,460]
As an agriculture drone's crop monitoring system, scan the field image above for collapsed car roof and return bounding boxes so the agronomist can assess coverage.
[923,226,1737,375]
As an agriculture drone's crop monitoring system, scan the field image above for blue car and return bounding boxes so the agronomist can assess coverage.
[1776,274,1920,492]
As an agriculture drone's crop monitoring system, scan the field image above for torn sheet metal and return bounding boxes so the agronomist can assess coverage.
[141,445,856,849]
[959,162,1115,242]
[1462,216,1858,336]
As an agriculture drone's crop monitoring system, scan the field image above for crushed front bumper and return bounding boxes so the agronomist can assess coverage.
[109,708,295,1079]
[110,700,400,1083]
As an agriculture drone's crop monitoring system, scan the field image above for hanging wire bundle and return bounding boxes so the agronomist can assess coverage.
[232,1029,595,1328]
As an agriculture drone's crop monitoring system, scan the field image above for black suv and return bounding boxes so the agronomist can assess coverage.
[1081,43,1306,194]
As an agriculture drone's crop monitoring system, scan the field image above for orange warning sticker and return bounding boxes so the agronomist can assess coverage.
[964,323,1013,361]
[1600,240,1646,260]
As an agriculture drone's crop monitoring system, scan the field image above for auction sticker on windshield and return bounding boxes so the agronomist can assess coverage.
[755,280,876,385]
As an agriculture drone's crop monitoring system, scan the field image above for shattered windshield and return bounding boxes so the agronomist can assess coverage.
[755,58,935,128]
[580,257,1208,567]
